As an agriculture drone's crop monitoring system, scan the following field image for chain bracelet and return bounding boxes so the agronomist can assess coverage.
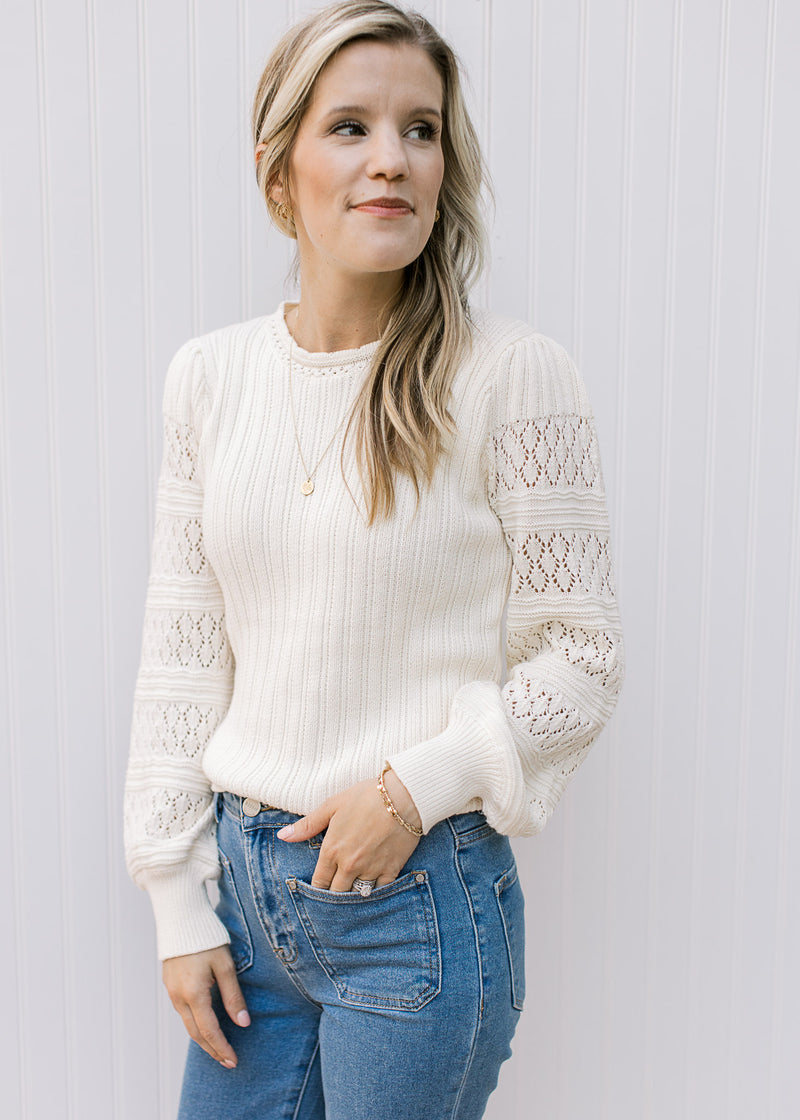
[377,764,423,837]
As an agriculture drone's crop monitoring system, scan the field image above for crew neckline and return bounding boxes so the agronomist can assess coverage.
[267,301,381,376]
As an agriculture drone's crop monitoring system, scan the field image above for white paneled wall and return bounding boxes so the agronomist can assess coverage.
[1,1,798,1117]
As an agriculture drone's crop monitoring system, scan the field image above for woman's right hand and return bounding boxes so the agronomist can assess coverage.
[162,945,250,1068]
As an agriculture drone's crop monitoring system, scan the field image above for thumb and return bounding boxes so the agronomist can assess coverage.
[277,806,331,843]
[214,953,250,1029]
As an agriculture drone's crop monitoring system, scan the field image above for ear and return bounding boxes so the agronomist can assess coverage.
[267,174,286,207]
[256,148,286,207]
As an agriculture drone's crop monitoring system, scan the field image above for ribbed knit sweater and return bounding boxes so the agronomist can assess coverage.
[124,303,624,960]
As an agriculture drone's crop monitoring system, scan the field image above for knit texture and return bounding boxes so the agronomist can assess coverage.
[124,304,624,959]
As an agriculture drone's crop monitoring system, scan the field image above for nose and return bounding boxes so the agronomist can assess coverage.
[365,126,409,180]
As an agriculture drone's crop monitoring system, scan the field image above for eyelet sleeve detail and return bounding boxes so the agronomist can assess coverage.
[387,334,624,837]
[123,341,235,960]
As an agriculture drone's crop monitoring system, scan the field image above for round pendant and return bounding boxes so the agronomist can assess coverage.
[300,478,314,495]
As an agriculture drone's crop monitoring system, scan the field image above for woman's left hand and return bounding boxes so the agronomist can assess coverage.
[276,770,422,891]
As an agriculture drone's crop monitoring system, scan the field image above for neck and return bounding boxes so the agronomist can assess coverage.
[287,265,403,353]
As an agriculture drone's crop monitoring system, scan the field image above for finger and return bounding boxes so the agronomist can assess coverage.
[375,872,396,887]
[310,845,339,889]
[277,807,330,843]
[175,1001,233,1067]
[190,990,238,1067]
[329,867,357,892]
[215,957,250,1029]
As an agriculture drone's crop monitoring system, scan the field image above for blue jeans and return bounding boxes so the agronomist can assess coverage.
[177,791,525,1120]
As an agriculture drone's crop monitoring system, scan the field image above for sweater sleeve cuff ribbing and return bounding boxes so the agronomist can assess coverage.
[140,866,231,961]
[385,680,525,836]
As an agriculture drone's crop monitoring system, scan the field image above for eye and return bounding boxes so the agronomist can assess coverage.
[407,121,439,142]
[331,120,366,137]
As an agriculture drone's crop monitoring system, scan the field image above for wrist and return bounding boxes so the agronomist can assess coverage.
[381,766,422,831]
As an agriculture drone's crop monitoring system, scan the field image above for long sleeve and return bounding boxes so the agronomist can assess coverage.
[124,340,236,960]
[387,333,624,836]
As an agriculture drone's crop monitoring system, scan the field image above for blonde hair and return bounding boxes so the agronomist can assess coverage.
[252,0,489,523]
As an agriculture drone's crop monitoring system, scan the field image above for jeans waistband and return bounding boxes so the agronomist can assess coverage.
[216,789,490,837]
[216,790,300,825]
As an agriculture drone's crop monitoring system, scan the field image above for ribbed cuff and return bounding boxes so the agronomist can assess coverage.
[386,680,523,835]
[141,866,231,961]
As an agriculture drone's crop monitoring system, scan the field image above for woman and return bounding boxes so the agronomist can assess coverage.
[124,2,624,1117]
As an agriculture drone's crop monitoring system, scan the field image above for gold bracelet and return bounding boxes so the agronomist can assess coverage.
[377,765,423,837]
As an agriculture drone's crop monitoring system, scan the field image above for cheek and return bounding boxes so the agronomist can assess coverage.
[423,154,445,204]
[294,173,324,217]
[293,159,350,225]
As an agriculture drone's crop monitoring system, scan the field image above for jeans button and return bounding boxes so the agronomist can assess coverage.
[242,797,262,817]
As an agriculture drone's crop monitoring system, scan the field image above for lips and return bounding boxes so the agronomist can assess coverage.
[352,196,413,212]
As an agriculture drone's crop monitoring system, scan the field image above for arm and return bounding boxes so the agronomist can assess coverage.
[386,333,624,836]
[123,340,235,959]
[125,341,252,1068]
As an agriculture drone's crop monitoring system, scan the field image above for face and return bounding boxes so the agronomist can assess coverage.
[267,40,445,282]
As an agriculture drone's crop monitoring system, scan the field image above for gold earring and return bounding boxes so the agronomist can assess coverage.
[435,209,440,222]
[275,200,293,223]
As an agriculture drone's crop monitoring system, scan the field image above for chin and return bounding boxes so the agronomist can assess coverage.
[348,244,426,275]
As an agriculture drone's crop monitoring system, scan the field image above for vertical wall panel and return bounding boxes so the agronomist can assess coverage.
[764,6,800,1116]
[2,1,799,1118]
[2,1,70,1117]
[0,2,30,1113]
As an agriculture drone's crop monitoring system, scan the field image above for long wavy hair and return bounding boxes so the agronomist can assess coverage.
[251,0,489,523]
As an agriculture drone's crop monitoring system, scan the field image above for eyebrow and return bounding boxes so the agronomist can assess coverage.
[322,104,442,119]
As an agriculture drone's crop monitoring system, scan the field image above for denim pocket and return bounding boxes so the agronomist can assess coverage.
[495,863,525,1011]
[286,870,441,1011]
[216,846,254,974]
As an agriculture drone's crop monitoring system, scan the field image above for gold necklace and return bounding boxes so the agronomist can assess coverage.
[286,314,351,496]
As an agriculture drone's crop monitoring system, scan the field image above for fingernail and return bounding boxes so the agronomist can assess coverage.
[276,824,294,839]
[236,1010,251,1027]
[221,1059,236,1070]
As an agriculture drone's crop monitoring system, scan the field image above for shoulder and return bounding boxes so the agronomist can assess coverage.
[178,312,271,385]
[161,313,271,418]
[468,308,593,424]
[192,312,271,358]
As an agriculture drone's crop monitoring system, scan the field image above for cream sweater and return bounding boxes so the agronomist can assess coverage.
[124,303,624,960]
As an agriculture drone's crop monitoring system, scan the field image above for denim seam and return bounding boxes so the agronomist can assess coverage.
[281,958,325,1010]
[242,822,300,965]
[422,872,443,1003]
[446,818,484,1120]
[291,1037,321,1120]
[289,871,428,905]
[237,827,323,1010]
[220,797,241,824]
[452,822,495,846]
[216,845,255,974]
[284,903,350,1006]
[494,864,524,1011]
